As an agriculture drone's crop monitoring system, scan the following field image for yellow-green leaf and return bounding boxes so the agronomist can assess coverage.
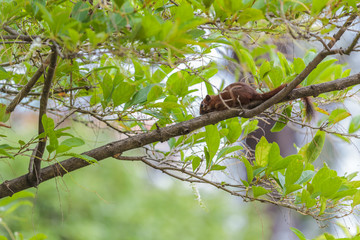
[255,136,271,167]
[252,186,270,198]
[305,130,325,164]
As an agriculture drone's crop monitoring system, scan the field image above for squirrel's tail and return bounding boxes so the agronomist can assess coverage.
[258,84,314,122]
[302,96,314,122]
[258,84,287,100]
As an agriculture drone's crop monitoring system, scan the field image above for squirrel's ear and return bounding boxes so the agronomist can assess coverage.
[205,95,211,101]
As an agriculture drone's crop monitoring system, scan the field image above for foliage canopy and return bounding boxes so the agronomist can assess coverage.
[1,0,360,239]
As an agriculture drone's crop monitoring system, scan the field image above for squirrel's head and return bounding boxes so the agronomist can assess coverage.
[199,95,213,115]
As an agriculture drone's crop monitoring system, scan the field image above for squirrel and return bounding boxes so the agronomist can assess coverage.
[199,82,314,120]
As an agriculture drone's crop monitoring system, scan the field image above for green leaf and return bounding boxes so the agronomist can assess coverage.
[147,85,163,102]
[331,189,357,201]
[56,145,72,154]
[219,128,229,138]
[352,190,360,208]
[0,66,10,80]
[71,2,90,22]
[253,167,266,177]
[0,104,10,122]
[277,52,291,75]
[255,136,271,167]
[46,145,56,154]
[312,0,330,15]
[226,120,242,143]
[217,145,242,160]
[100,73,113,105]
[241,156,253,183]
[323,233,336,240]
[285,184,302,195]
[319,196,327,214]
[348,180,360,188]
[349,115,360,133]
[300,189,317,208]
[205,125,220,162]
[305,130,325,164]
[61,137,85,148]
[42,114,54,133]
[268,66,283,87]
[241,179,249,187]
[278,172,285,187]
[285,159,303,185]
[205,81,215,96]
[113,82,136,106]
[112,0,125,9]
[192,156,201,171]
[148,102,183,110]
[126,84,154,108]
[238,49,257,76]
[204,146,210,168]
[306,59,337,85]
[290,227,307,240]
[252,186,270,198]
[132,60,145,80]
[242,119,258,136]
[328,109,351,125]
[0,191,34,207]
[41,115,58,149]
[267,142,282,170]
[62,153,98,164]
[320,176,342,198]
[295,170,315,185]
[311,166,331,191]
[293,58,306,75]
[29,233,48,240]
[237,8,264,26]
[270,154,301,172]
[166,72,189,97]
[0,144,14,149]
[202,0,215,8]
[210,164,227,171]
[152,66,171,83]
[0,149,14,159]
[271,105,292,132]
[260,61,271,79]
[36,2,53,25]
[347,0,357,9]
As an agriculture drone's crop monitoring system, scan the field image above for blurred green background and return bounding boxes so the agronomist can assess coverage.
[0,118,271,240]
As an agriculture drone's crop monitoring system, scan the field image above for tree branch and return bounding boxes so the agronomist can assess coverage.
[0,75,359,198]
[28,48,58,187]
[1,25,36,41]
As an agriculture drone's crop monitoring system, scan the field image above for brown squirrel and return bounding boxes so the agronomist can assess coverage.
[199,82,314,120]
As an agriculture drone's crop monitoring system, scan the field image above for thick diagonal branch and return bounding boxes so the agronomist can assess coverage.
[27,49,58,187]
[0,74,359,198]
